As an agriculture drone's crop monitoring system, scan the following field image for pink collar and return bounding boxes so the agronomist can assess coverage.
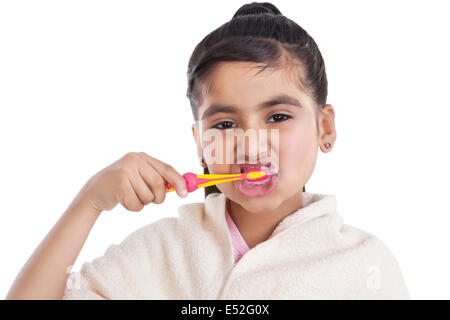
[225,207,250,262]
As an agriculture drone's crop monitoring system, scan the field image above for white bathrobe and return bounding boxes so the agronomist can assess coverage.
[62,191,410,300]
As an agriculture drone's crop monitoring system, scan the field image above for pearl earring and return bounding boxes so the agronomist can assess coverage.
[324,142,331,149]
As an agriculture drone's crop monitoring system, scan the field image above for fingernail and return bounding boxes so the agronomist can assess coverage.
[180,189,188,197]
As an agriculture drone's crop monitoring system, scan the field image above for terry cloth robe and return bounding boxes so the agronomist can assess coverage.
[62,191,411,300]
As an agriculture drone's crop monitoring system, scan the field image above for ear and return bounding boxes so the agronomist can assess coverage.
[317,104,337,153]
[192,123,207,168]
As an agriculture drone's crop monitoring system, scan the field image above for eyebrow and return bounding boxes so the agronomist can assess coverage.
[200,94,303,120]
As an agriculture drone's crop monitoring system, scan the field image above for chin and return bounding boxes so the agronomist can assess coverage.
[242,201,279,213]
[233,192,282,212]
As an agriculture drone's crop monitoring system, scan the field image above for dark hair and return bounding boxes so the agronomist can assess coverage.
[186,2,328,198]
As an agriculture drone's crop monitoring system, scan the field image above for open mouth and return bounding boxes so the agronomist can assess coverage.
[233,163,279,197]
[235,173,279,197]
[235,162,279,175]
[242,173,273,185]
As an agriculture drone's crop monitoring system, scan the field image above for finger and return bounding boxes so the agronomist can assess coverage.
[119,178,145,212]
[133,155,166,204]
[129,167,156,205]
[138,152,188,198]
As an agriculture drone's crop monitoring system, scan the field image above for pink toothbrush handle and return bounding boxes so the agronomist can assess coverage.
[165,172,199,193]
[165,168,270,193]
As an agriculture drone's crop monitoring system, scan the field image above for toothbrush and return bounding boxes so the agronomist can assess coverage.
[164,168,272,193]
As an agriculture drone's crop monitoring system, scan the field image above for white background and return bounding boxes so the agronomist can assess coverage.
[1,0,449,299]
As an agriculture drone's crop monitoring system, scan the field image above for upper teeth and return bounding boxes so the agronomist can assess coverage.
[240,165,270,173]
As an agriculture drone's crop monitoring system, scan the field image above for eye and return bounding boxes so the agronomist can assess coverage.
[211,121,237,130]
[268,113,292,123]
[212,114,292,129]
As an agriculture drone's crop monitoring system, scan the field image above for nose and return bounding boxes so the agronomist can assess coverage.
[233,128,279,165]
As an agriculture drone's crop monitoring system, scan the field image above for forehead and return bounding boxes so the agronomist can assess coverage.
[198,61,310,114]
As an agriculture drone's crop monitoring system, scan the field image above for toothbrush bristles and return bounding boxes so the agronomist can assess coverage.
[242,168,271,182]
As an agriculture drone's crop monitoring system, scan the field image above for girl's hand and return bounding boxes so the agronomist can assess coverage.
[77,152,188,213]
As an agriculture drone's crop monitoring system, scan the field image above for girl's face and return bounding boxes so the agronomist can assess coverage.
[192,61,335,213]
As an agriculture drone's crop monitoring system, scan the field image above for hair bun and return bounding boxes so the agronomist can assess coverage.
[232,2,282,19]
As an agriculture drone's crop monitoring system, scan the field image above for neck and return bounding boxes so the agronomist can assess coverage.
[226,191,304,249]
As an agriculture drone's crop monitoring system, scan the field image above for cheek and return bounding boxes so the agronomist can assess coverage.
[207,163,228,174]
[207,163,235,194]
[279,122,317,175]
[201,131,236,165]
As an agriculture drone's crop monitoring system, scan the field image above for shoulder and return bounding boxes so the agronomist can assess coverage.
[63,200,209,299]
[115,200,207,252]
[333,222,404,273]
[333,223,411,299]
[336,223,400,261]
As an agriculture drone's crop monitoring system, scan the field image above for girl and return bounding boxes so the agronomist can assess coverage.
[6,2,410,299]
